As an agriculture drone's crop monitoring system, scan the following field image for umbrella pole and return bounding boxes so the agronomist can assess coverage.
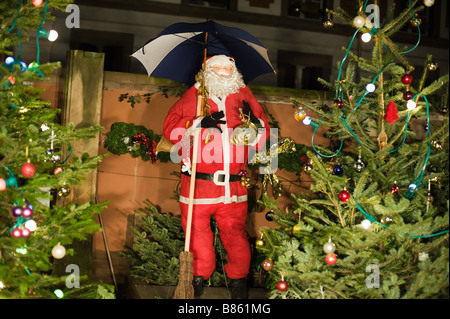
[173,32,208,299]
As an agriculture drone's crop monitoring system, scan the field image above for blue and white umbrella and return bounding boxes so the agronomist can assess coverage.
[131,20,276,85]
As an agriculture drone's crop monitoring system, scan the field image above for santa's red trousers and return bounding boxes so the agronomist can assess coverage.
[180,199,250,280]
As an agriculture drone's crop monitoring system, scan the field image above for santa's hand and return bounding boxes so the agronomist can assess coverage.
[199,111,226,133]
[242,100,259,124]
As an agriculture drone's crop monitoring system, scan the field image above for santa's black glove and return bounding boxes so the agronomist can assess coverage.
[199,111,226,133]
[242,100,259,124]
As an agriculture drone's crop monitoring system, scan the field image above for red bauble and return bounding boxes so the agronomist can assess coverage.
[277,280,288,292]
[11,228,22,238]
[403,91,413,101]
[401,74,413,85]
[21,161,36,178]
[339,189,350,202]
[334,98,344,108]
[21,228,31,238]
[325,253,337,265]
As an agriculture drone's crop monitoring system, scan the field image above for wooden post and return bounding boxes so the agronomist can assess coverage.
[53,50,105,278]
[62,50,104,203]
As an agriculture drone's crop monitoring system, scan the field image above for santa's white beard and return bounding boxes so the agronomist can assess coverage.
[202,67,245,99]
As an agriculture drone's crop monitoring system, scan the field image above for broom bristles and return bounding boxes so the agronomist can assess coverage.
[173,251,194,299]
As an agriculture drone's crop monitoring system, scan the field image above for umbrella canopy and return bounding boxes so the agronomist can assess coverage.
[131,20,276,85]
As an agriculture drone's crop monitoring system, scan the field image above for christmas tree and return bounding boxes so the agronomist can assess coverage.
[1,0,114,298]
[257,1,449,298]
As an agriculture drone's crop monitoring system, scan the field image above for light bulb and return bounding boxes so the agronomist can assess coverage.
[48,30,59,42]
[353,16,365,28]
[366,83,376,93]
[38,29,58,42]
[5,56,15,65]
[25,220,37,232]
[54,289,64,298]
[407,100,416,110]
[302,116,312,125]
[361,219,372,229]
[33,0,43,6]
[361,32,372,43]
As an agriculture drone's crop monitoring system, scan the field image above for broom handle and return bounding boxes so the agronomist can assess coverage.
[184,95,202,252]
[184,32,208,253]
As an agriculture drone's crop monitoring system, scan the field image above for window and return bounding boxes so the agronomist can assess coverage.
[188,0,230,9]
[287,0,326,19]
[277,50,332,90]
[70,29,134,72]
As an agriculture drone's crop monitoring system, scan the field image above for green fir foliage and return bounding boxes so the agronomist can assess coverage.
[257,1,449,299]
[0,0,114,298]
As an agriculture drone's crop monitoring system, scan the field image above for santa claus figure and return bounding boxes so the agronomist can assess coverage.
[163,55,270,299]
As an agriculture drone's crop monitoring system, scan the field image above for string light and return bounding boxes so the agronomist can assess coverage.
[365,83,376,93]
[407,100,417,110]
[37,28,58,42]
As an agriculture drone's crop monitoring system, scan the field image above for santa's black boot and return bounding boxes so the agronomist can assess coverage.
[193,276,204,297]
[229,278,248,299]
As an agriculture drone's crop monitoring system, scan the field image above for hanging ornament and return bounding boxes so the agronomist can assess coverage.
[265,211,274,221]
[21,227,31,238]
[338,188,350,202]
[332,164,344,176]
[334,98,344,108]
[21,160,36,178]
[384,100,399,124]
[303,159,313,174]
[52,243,66,259]
[390,181,399,194]
[262,259,274,271]
[10,206,23,218]
[323,238,336,254]
[22,206,33,218]
[403,91,413,101]
[325,253,337,265]
[353,158,365,172]
[294,107,306,122]
[353,15,365,28]
[418,252,429,261]
[255,234,265,247]
[427,62,438,71]
[277,276,288,292]
[410,14,421,27]
[381,215,394,225]
[239,170,251,188]
[423,0,434,7]
[57,186,71,197]
[401,74,413,85]
[323,13,334,28]
[11,228,22,238]
[431,140,442,150]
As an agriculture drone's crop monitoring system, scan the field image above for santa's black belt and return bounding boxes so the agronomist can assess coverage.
[181,170,242,182]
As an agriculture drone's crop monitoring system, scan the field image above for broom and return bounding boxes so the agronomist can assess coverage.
[173,33,208,299]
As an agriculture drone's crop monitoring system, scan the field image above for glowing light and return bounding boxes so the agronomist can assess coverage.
[361,32,372,42]
[407,100,417,110]
[366,83,376,93]
[361,219,372,229]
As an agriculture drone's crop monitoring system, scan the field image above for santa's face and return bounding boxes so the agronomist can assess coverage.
[211,63,233,77]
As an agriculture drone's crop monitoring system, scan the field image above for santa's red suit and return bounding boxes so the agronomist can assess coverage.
[163,58,269,281]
